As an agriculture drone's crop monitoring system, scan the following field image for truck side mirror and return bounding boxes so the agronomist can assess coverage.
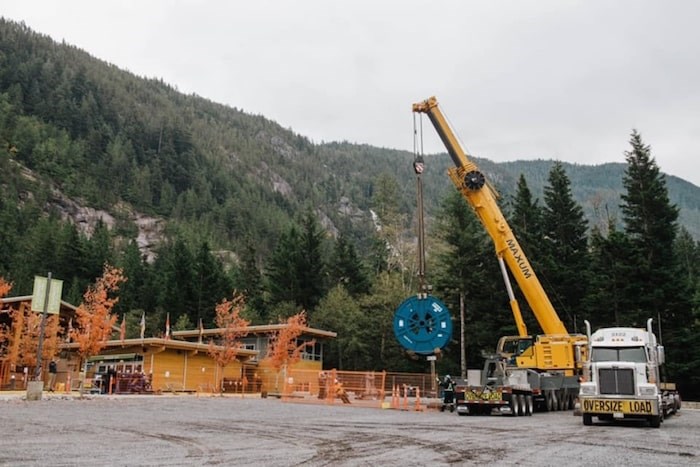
[657,345,665,365]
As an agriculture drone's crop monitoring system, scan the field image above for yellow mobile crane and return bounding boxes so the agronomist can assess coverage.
[413,96,587,415]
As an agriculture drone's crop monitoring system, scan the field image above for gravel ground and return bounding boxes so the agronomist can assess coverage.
[0,393,698,466]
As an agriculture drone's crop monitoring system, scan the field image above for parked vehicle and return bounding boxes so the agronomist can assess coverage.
[579,319,681,427]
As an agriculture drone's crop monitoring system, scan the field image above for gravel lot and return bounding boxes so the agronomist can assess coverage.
[0,393,698,466]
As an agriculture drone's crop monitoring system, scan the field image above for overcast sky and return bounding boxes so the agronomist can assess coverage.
[4,1,700,186]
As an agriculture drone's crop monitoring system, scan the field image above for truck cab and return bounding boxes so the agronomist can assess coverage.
[579,319,680,427]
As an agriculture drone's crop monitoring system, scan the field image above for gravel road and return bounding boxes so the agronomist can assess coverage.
[0,394,697,466]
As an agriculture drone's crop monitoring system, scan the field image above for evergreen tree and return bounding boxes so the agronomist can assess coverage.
[234,239,266,323]
[82,220,113,281]
[620,131,686,324]
[509,174,544,263]
[114,240,148,315]
[192,241,232,327]
[674,227,700,297]
[54,223,84,285]
[432,190,507,368]
[0,197,20,277]
[155,237,195,324]
[266,225,302,309]
[583,222,636,327]
[619,130,693,395]
[297,210,327,313]
[371,173,409,275]
[14,217,59,294]
[328,234,370,297]
[540,161,589,331]
[312,285,369,370]
[359,272,424,373]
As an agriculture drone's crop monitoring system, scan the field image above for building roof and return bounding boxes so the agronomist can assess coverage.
[0,295,77,313]
[59,337,259,361]
[173,324,337,340]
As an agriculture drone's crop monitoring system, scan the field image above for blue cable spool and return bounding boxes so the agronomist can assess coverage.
[393,295,452,355]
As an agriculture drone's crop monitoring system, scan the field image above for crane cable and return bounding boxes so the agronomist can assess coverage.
[413,113,427,293]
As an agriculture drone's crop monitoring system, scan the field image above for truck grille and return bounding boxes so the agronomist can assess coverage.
[599,368,634,395]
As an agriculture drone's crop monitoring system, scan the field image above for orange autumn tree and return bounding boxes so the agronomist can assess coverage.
[70,264,125,392]
[18,311,61,369]
[0,276,11,298]
[264,311,315,391]
[207,293,250,392]
[0,277,13,361]
[0,277,61,373]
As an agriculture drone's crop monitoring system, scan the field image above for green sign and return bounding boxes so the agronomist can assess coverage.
[31,275,64,314]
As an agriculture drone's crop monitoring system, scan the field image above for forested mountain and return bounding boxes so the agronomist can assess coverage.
[2,19,699,397]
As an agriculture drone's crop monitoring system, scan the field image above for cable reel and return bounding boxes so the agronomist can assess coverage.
[393,294,453,355]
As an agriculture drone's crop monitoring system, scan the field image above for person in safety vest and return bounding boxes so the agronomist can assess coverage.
[438,375,456,405]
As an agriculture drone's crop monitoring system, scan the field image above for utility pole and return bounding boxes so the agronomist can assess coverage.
[34,272,52,381]
[460,292,466,380]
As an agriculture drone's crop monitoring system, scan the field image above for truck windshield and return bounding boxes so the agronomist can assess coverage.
[591,346,647,363]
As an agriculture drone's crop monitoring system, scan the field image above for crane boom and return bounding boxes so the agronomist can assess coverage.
[413,96,569,337]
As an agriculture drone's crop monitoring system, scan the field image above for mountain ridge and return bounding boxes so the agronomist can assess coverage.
[2,16,700,262]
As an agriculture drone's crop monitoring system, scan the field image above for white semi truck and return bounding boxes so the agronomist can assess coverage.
[579,319,681,428]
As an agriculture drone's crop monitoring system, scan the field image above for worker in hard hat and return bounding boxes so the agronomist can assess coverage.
[438,374,456,410]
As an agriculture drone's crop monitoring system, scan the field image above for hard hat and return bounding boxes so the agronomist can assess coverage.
[445,375,451,380]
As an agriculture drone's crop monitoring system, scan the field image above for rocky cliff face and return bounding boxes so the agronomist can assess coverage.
[48,189,165,263]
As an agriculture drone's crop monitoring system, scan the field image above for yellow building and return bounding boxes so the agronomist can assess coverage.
[56,325,336,394]
[1,294,336,394]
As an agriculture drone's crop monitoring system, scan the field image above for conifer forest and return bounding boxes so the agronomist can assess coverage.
[1,19,699,398]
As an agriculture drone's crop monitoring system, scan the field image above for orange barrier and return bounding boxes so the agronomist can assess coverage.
[270,369,442,412]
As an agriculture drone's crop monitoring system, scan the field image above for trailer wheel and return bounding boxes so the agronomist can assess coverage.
[545,391,553,412]
[650,415,661,428]
[556,390,564,411]
[583,414,592,426]
[526,395,534,416]
[510,395,520,416]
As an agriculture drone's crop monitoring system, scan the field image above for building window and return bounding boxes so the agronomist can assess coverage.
[297,339,322,361]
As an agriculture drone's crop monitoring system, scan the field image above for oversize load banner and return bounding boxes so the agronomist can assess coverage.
[581,398,658,415]
[463,390,502,401]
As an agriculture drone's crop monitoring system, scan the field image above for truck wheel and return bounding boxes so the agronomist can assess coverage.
[510,395,520,417]
[526,395,534,416]
[518,394,526,416]
[650,415,661,428]
[583,414,592,426]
